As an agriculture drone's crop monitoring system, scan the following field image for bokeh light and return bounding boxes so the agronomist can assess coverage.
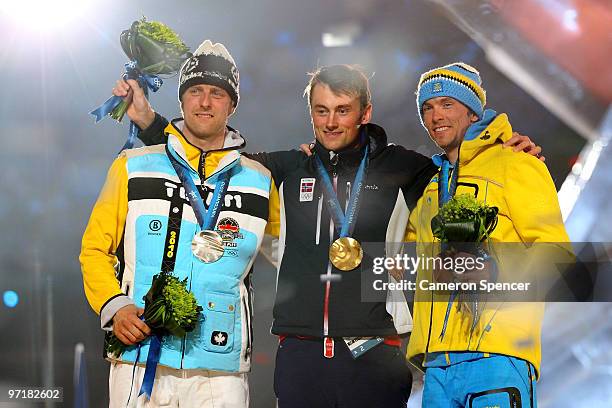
[3,290,19,308]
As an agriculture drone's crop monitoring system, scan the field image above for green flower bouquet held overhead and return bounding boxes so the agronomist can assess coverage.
[90,18,191,151]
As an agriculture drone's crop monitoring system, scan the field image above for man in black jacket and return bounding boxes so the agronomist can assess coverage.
[113,64,539,407]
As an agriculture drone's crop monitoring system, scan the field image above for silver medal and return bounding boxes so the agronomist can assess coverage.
[191,230,224,263]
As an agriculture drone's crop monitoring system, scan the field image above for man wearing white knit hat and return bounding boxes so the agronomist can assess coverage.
[81,40,279,407]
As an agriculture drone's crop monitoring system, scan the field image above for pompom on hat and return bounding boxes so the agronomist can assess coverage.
[415,62,486,126]
[178,40,239,107]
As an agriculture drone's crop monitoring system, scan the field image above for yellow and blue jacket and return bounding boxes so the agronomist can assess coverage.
[80,119,280,372]
[406,111,572,377]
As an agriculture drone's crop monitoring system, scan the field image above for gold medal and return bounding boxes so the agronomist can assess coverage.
[191,230,224,263]
[329,237,362,271]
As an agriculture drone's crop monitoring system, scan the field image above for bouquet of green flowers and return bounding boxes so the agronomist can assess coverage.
[431,194,498,340]
[105,271,202,358]
[431,194,498,246]
[90,17,191,150]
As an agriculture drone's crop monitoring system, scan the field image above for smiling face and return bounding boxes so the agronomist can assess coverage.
[422,96,479,160]
[180,84,234,147]
[310,83,372,152]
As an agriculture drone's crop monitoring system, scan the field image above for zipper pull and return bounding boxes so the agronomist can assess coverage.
[199,152,207,183]
[330,151,338,178]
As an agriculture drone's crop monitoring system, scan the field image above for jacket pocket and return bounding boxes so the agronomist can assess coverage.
[201,292,236,353]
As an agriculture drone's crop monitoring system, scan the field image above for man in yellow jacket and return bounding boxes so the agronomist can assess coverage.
[405,63,572,407]
[81,40,279,407]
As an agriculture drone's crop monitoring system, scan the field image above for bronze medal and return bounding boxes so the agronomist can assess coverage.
[329,237,363,271]
[191,230,224,263]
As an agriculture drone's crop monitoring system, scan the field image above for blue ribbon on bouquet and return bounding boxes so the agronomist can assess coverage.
[124,332,163,404]
[138,333,163,400]
[89,61,163,151]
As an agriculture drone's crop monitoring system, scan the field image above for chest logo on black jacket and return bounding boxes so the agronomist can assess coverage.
[300,178,316,202]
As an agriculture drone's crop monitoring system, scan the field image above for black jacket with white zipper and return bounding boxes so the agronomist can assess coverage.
[139,114,437,338]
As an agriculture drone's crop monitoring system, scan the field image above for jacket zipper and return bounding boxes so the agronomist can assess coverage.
[323,160,338,338]
[242,296,251,360]
[315,196,323,245]
[199,152,206,181]
[346,181,351,210]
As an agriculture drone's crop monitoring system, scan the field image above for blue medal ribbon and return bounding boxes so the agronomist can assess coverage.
[89,61,163,151]
[438,159,459,207]
[313,143,369,239]
[134,145,234,401]
[166,144,233,230]
[437,158,461,341]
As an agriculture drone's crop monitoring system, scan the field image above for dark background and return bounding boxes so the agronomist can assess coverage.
[1,0,606,407]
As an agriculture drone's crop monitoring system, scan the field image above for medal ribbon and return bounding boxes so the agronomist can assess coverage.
[132,146,233,401]
[89,61,163,152]
[438,159,459,207]
[313,143,369,238]
[436,159,468,341]
[134,145,233,399]
[166,144,233,231]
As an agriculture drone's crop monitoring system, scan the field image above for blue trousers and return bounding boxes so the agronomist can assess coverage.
[423,354,537,408]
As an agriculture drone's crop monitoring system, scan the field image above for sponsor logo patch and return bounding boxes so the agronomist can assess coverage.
[148,219,163,236]
[149,220,162,231]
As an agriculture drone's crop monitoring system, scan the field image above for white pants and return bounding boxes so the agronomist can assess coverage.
[109,361,249,408]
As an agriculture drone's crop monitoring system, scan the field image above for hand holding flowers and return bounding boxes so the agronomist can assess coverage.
[105,271,202,358]
[431,194,499,339]
[90,18,191,150]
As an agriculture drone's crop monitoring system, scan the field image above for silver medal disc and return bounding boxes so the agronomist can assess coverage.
[191,230,224,263]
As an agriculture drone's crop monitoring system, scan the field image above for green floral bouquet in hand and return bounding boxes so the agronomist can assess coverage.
[105,272,203,357]
[90,17,191,151]
[431,194,499,339]
[110,17,191,122]
[431,194,498,247]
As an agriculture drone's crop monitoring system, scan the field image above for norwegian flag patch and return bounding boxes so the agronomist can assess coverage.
[300,178,316,202]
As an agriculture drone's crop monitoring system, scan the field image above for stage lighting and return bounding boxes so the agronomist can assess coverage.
[562,9,579,32]
[322,22,362,48]
[0,0,94,31]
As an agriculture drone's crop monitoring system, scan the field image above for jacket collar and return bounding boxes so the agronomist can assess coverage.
[312,123,388,170]
[459,109,512,165]
[432,110,512,167]
[164,119,243,177]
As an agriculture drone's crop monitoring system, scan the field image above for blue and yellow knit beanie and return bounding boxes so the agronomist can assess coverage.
[416,62,486,126]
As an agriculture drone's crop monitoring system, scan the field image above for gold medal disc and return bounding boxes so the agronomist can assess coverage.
[191,230,224,263]
[329,237,363,271]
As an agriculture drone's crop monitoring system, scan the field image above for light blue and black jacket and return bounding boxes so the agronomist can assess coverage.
[106,120,271,372]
